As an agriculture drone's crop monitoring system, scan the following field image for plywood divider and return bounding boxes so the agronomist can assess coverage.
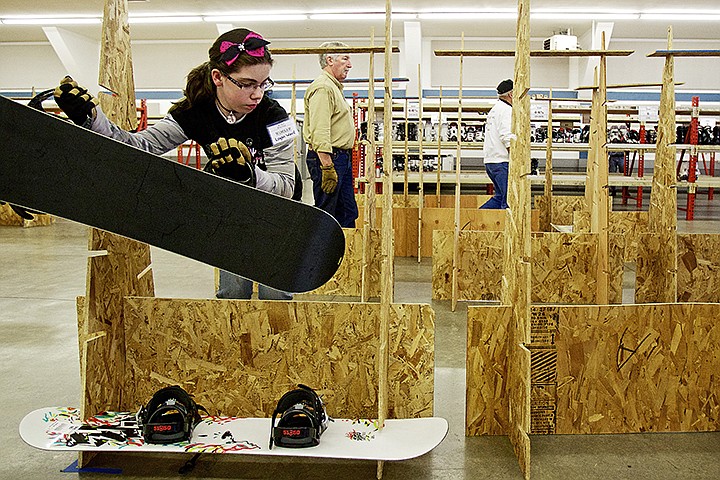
[0,203,54,227]
[677,233,720,302]
[468,303,720,437]
[301,228,382,297]
[433,231,624,303]
[123,298,434,419]
[81,0,154,429]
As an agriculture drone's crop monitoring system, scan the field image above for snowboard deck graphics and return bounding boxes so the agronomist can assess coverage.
[20,407,448,461]
[0,95,344,293]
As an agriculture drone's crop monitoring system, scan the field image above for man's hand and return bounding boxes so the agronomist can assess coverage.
[320,164,338,194]
[53,76,98,126]
[205,138,256,186]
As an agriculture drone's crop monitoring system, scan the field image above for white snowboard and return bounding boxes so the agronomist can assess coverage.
[20,407,448,461]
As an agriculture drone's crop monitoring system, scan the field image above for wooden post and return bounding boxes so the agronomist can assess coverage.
[417,63,424,262]
[502,0,532,477]
[403,98,410,200]
[594,34,610,304]
[436,86,443,206]
[450,34,465,313]
[585,68,599,219]
[540,90,554,231]
[79,0,155,467]
[377,1,393,477]
[646,27,679,301]
[361,30,378,302]
[290,65,298,166]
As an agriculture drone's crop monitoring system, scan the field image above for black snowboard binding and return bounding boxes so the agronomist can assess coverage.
[138,385,206,444]
[269,384,329,449]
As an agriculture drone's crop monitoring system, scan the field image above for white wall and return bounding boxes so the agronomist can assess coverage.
[2,32,719,101]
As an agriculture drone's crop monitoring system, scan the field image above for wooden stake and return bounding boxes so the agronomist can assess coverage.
[80,0,155,467]
[417,63,424,262]
[595,33,610,304]
[451,33,465,313]
[273,46,400,55]
[404,98,410,200]
[647,26,679,301]
[361,29,378,302]
[435,49,633,57]
[436,86,443,206]
[378,1,393,477]
[503,0,532,477]
[541,89,554,231]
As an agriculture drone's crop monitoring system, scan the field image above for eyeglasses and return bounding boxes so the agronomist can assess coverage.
[223,72,274,92]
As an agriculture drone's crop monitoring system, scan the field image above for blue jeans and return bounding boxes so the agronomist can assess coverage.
[306,149,359,228]
[480,162,509,210]
[216,270,292,300]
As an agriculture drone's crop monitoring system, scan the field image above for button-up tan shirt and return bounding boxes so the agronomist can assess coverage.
[302,70,356,154]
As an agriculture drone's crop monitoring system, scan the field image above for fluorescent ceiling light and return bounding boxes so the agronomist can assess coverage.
[418,12,516,20]
[532,13,640,20]
[129,16,203,24]
[2,17,102,25]
[309,12,417,20]
[640,13,720,21]
[204,14,308,22]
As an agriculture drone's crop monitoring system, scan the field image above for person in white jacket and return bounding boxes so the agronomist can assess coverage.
[480,79,515,209]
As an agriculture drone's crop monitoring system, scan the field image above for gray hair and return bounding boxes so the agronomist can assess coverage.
[319,41,349,68]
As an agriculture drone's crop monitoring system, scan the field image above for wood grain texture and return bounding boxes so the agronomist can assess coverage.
[123,298,435,419]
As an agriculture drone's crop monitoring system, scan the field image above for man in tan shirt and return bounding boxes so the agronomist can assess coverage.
[302,41,359,228]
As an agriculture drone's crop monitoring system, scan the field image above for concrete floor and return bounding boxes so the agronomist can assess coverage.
[2,198,720,479]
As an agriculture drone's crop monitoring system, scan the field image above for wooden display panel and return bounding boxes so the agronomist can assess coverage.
[82,231,154,413]
[301,228,382,298]
[466,306,512,435]
[468,304,720,436]
[575,210,649,262]
[0,203,54,227]
[433,230,504,301]
[551,304,720,433]
[359,206,539,258]
[677,233,720,302]
[123,298,435,420]
[533,195,585,226]
[433,231,624,304]
[635,231,678,303]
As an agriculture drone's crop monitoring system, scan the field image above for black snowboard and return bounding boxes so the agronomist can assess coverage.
[0,95,344,293]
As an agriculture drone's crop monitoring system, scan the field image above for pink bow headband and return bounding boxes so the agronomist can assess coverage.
[219,32,270,65]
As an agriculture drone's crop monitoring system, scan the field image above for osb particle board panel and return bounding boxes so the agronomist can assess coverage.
[357,201,538,258]
[467,304,720,436]
[534,195,585,226]
[574,210,649,262]
[549,304,720,434]
[635,231,678,304]
[532,233,625,304]
[83,230,154,413]
[301,228,381,297]
[0,203,54,227]
[466,305,511,435]
[677,233,720,302]
[356,193,419,208]
[433,231,623,304]
[432,230,504,301]
[423,209,540,258]
[424,194,492,209]
[123,298,435,420]
[356,193,491,209]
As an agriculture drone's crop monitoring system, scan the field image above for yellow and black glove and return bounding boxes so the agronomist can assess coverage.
[204,137,256,186]
[320,164,338,194]
[53,76,98,126]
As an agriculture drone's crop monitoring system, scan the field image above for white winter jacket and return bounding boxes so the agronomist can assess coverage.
[483,99,514,164]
